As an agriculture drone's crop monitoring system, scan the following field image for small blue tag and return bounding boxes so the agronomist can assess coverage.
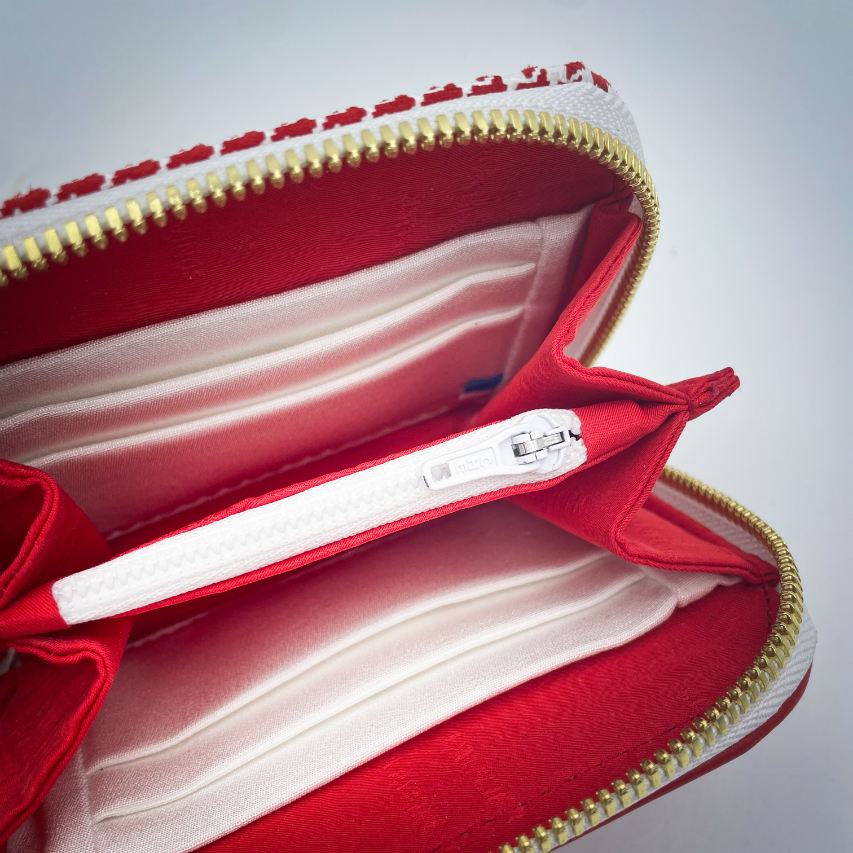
[463,374,503,394]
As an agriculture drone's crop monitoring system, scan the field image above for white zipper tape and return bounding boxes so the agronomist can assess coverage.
[0,77,640,251]
[52,408,585,625]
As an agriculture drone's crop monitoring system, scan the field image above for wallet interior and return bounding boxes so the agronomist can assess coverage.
[2,141,782,853]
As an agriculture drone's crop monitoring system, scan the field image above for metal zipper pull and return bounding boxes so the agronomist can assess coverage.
[423,412,581,490]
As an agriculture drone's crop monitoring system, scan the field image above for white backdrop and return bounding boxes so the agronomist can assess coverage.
[1,1,850,850]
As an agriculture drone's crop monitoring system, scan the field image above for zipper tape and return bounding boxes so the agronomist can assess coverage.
[51,409,585,625]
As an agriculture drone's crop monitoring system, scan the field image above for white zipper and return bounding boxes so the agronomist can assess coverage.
[51,409,586,625]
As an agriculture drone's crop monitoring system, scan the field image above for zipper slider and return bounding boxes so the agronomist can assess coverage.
[423,412,581,490]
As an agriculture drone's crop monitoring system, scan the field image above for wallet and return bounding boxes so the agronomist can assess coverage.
[0,61,815,852]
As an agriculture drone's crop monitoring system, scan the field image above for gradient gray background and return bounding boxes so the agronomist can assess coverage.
[1,2,850,850]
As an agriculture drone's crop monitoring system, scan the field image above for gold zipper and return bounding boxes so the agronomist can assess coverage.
[0,108,659,365]
[491,466,804,852]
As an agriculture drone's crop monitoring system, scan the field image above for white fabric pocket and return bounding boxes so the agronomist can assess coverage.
[33,502,736,853]
[0,213,591,535]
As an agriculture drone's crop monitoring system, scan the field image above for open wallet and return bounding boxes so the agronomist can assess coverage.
[0,61,815,853]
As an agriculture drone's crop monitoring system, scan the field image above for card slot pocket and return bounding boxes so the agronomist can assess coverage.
[1,260,537,462]
[85,503,604,768]
[0,212,589,417]
[88,560,644,818]
[23,308,530,534]
[70,503,733,850]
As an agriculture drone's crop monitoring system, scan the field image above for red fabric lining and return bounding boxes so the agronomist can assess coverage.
[0,461,128,841]
[0,144,618,364]
[621,494,778,582]
[1,618,130,841]
[199,582,778,853]
[578,665,812,840]
[0,461,109,611]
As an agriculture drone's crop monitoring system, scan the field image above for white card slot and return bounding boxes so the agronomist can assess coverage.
[36,503,735,853]
[2,212,590,536]
[26,308,525,534]
[85,504,604,767]
[2,260,536,461]
[0,212,590,417]
[89,561,643,817]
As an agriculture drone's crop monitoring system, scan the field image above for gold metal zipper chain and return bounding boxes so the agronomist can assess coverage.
[0,109,659,363]
[491,466,804,852]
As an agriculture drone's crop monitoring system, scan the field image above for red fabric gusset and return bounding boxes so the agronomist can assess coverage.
[0,617,131,842]
[0,460,110,612]
[0,460,111,638]
[670,367,740,420]
[477,352,769,580]
[0,461,129,842]
[620,493,778,583]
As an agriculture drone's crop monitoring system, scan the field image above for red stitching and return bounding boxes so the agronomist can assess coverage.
[431,585,775,850]
[220,131,266,154]
[516,67,549,90]
[591,72,610,92]
[112,160,160,186]
[166,144,215,170]
[469,75,508,96]
[372,94,416,118]
[421,83,463,106]
[56,174,106,201]
[14,62,613,207]
[322,106,368,130]
[0,188,50,217]
[271,118,317,141]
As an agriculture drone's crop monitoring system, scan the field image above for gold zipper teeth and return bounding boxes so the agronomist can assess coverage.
[0,109,658,362]
[492,466,804,853]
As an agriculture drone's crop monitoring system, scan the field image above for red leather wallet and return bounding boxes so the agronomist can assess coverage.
[0,61,813,852]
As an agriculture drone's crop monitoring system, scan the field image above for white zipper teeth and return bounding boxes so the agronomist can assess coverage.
[0,81,640,251]
[511,610,817,852]
[51,409,585,625]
